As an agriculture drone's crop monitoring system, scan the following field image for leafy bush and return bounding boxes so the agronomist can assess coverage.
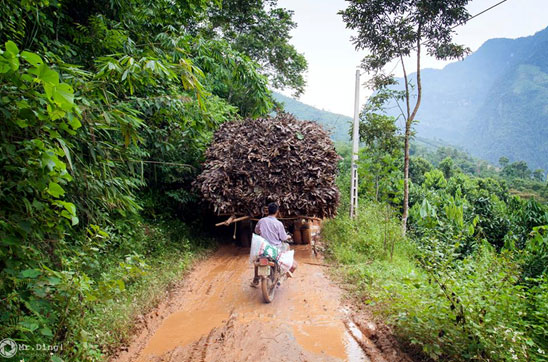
[66,218,213,359]
[1,213,212,361]
[324,201,548,361]
[0,43,83,352]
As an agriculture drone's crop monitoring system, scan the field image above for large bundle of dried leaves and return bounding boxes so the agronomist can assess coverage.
[195,114,341,218]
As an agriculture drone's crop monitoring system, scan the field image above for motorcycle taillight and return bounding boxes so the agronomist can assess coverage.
[259,258,269,266]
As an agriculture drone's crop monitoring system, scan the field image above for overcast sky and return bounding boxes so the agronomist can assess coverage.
[276,0,548,117]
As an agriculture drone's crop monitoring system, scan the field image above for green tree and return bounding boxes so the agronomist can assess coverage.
[533,169,546,183]
[357,93,403,202]
[502,160,532,180]
[439,157,455,179]
[207,0,308,95]
[409,156,432,185]
[499,156,510,168]
[340,0,471,235]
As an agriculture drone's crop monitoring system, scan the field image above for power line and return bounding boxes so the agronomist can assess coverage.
[388,58,401,75]
[418,0,511,46]
[457,0,509,29]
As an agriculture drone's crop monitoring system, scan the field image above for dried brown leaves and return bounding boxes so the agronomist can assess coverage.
[195,114,341,218]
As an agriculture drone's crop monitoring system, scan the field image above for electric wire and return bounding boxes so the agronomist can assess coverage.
[455,0,509,29]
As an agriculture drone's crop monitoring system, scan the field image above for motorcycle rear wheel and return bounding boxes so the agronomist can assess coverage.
[261,276,276,303]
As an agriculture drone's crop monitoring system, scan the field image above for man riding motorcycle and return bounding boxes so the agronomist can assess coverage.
[251,202,297,287]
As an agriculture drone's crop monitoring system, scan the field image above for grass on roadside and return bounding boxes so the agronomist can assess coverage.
[56,218,215,361]
[90,242,210,357]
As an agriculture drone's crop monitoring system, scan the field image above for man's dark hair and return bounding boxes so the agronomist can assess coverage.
[267,202,279,215]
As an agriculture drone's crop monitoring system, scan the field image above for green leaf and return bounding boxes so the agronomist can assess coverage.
[40,327,53,337]
[47,182,65,198]
[47,105,66,121]
[296,132,304,140]
[21,269,41,278]
[65,203,76,215]
[16,119,29,128]
[84,293,98,302]
[38,64,60,85]
[0,60,11,73]
[5,41,19,56]
[467,225,475,236]
[46,277,61,286]
[420,202,427,218]
[67,114,82,130]
[43,82,53,98]
[116,279,126,291]
[7,55,19,70]
[56,138,73,171]
[21,51,43,67]
[53,83,75,111]
[18,319,39,332]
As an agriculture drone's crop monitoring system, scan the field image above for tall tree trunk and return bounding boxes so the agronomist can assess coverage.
[375,175,379,201]
[402,26,422,236]
[400,54,411,121]
[402,121,411,235]
[399,56,411,235]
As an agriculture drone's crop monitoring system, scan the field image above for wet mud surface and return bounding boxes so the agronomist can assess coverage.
[115,245,411,362]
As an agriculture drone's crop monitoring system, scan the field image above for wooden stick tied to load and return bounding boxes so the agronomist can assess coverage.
[215,215,251,227]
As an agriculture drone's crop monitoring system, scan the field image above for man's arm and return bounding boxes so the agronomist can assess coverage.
[277,221,289,241]
[254,220,262,235]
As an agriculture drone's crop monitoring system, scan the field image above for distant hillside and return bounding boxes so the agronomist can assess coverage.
[389,26,548,171]
[272,92,352,142]
[272,92,458,151]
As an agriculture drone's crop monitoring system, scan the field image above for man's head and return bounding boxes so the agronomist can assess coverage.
[267,202,279,216]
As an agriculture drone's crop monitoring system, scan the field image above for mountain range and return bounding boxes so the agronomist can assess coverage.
[272,92,352,142]
[275,26,548,172]
[390,26,548,171]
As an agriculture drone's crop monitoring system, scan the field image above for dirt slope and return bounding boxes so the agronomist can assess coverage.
[114,245,411,362]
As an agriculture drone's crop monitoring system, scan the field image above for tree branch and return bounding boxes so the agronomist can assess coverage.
[399,54,411,122]
[409,23,422,124]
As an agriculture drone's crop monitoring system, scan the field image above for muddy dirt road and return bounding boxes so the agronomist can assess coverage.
[115,245,410,362]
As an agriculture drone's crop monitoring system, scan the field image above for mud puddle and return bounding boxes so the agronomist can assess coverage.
[115,245,403,361]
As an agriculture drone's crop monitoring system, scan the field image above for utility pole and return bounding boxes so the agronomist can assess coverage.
[350,68,360,218]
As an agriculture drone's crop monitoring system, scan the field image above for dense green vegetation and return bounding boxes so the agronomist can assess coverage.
[326,100,548,360]
[0,0,305,360]
[410,144,548,203]
[2,1,547,361]
[325,200,548,361]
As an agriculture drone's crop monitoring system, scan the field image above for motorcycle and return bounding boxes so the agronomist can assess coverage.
[253,254,288,303]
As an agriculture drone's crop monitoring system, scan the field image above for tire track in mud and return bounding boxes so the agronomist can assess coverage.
[114,245,411,362]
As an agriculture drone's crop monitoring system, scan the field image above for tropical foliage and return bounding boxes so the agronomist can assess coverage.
[0,0,306,360]
[410,144,548,203]
[327,110,548,360]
